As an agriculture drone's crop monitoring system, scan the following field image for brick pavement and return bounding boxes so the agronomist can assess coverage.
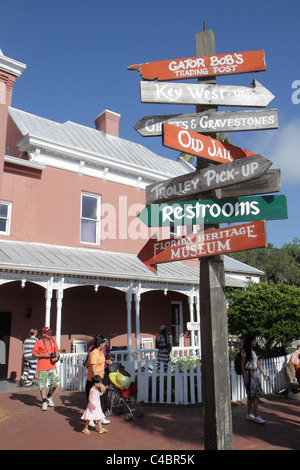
[0,385,299,451]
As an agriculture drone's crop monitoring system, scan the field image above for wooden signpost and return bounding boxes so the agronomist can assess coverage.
[128,26,283,451]
[134,108,278,137]
[128,49,266,81]
[138,220,267,273]
[146,153,272,205]
[138,194,288,227]
[163,122,256,162]
[140,79,275,107]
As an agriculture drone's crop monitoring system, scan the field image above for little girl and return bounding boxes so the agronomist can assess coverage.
[81,375,108,435]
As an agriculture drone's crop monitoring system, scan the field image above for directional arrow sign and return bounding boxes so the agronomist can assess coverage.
[140,79,275,108]
[138,195,288,227]
[138,220,267,273]
[163,123,255,163]
[128,50,266,81]
[134,109,278,137]
[146,153,272,205]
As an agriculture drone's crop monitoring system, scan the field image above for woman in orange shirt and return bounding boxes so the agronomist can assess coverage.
[86,335,111,422]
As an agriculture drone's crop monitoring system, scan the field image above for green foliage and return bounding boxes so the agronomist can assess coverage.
[227,282,300,357]
[229,238,300,287]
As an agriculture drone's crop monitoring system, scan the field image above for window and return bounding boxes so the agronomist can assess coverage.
[0,201,12,236]
[80,192,101,245]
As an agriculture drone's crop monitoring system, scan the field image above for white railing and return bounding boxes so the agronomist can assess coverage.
[58,352,290,404]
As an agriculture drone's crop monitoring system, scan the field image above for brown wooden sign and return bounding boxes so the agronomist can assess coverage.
[138,220,267,273]
[163,123,255,163]
[134,109,278,137]
[128,50,266,81]
[146,154,272,205]
[140,80,275,108]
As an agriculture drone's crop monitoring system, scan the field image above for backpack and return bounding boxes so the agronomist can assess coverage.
[234,351,243,375]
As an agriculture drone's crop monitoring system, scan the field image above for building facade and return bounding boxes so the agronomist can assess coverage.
[0,52,263,381]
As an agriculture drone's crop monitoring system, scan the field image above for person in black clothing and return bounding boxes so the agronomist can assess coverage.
[155,325,171,371]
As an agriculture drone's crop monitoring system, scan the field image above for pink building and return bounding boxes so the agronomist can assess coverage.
[0,51,263,381]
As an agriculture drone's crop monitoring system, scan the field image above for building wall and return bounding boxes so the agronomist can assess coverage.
[0,162,149,254]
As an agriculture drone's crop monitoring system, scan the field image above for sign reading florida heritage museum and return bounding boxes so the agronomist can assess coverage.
[138,221,267,272]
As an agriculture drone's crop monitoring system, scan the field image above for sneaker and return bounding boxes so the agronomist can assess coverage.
[246,413,255,421]
[89,420,96,427]
[47,396,54,407]
[42,401,48,411]
[101,418,110,424]
[254,416,266,424]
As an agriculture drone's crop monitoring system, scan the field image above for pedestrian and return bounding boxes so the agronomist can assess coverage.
[20,328,38,387]
[81,375,108,435]
[32,327,60,411]
[85,335,111,424]
[288,345,300,384]
[155,325,172,371]
[241,335,268,424]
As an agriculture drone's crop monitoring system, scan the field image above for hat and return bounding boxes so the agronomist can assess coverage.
[159,325,167,332]
[41,327,53,335]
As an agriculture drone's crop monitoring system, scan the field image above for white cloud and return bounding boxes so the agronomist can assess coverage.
[250,119,300,185]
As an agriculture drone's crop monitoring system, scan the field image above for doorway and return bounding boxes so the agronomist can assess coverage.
[171,301,183,347]
[0,312,11,381]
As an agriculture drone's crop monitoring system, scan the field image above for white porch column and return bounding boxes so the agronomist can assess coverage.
[126,285,133,354]
[134,283,141,359]
[45,277,53,327]
[55,278,64,349]
[188,290,196,351]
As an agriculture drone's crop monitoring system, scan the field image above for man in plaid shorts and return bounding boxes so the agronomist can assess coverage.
[32,327,60,411]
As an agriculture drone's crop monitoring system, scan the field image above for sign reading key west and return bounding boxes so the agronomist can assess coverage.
[128,50,266,80]
[138,221,267,273]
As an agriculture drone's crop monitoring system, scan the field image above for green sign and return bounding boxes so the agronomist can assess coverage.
[138,194,288,227]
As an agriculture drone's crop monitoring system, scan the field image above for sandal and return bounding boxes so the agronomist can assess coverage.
[99,429,108,434]
[82,429,91,435]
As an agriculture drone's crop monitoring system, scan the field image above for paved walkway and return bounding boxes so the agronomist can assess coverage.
[0,382,299,451]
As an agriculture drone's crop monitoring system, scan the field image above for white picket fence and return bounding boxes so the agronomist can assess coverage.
[58,352,290,405]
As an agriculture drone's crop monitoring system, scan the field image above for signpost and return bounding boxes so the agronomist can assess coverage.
[138,194,288,227]
[128,25,283,451]
[140,79,275,107]
[163,122,256,162]
[128,49,266,81]
[134,108,278,137]
[146,153,272,205]
[138,220,267,272]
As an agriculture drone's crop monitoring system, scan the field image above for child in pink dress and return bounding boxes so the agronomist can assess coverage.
[81,375,108,435]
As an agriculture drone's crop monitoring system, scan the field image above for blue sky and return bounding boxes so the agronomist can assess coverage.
[0,0,299,248]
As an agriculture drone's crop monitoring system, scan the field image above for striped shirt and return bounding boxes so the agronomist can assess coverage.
[23,336,38,361]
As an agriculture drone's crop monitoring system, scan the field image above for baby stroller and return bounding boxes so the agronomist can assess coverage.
[106,363,144,421]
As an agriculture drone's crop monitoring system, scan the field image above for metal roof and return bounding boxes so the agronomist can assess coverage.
[0,240,261,287]
[8,107,192,179]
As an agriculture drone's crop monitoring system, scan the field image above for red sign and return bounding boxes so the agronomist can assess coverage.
[138,221,267,273]
[163,123,255,163]
[128,50,266,81]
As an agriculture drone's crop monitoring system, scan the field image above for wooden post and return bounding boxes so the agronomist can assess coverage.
[196,28,233,450]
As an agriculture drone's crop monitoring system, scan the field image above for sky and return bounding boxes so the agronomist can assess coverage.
[0,0,299,248]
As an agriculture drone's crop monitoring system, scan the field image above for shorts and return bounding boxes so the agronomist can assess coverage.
[38,369,60,390]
